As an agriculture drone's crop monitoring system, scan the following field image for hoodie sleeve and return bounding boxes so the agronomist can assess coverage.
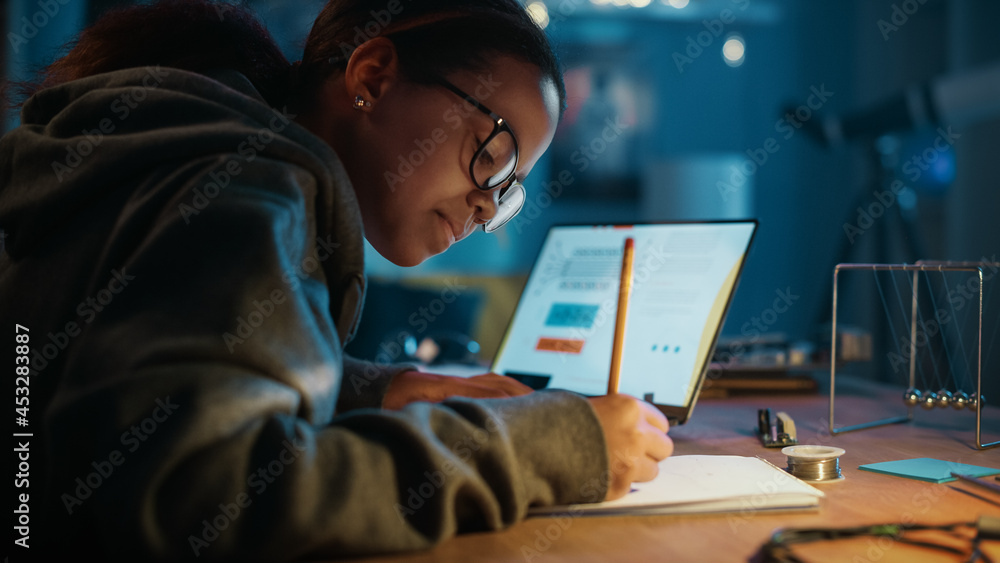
[336,356,410,412]
[46,155,609,562]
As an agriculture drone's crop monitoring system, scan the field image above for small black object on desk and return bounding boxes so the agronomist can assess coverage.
[757,408,798,448]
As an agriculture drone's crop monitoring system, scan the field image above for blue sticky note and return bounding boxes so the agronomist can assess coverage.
[858,458,1000,483]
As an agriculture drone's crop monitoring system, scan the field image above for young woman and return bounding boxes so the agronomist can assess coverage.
[0,0,673,560]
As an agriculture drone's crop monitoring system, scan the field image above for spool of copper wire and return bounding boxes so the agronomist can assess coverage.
[782,445,846,482]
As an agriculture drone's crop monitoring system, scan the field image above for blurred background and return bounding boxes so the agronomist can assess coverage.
[4,0,999,400]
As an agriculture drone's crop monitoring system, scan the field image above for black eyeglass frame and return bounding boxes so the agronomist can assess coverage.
[329,47,521,191]
[434,78,526,233]
[434,78,521,192]
[329,50,525,232]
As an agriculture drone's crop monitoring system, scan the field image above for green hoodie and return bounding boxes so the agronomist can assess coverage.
[0,66,607,561]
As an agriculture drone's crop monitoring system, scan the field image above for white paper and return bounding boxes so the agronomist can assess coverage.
[530,455,824,516]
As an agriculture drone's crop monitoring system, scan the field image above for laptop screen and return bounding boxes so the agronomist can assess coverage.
[490,221,757,422]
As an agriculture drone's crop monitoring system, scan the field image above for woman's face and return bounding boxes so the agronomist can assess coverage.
[349,55,560,267]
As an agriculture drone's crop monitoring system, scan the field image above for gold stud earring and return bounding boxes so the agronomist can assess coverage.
[353,95,372,109]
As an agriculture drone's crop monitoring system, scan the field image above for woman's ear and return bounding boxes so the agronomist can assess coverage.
[343,37,400,109]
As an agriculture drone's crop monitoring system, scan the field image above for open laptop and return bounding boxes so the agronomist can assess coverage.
[490,220,758,425]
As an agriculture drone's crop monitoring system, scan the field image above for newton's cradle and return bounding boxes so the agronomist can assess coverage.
[828,261,998,449]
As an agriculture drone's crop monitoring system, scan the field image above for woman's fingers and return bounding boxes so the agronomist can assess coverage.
[588,394,674,500]
[383,371,533,409]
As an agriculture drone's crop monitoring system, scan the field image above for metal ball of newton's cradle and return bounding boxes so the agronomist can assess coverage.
[951,391,969,410]
[967,393,983,411]
[935,389,953,409]
[921,390,939,410]
[903,388,921,407]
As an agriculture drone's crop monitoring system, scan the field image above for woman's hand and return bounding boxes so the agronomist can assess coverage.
[383,370,533,410]
[587,394,674,501]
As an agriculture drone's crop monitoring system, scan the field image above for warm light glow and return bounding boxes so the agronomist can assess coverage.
[666,0,690,8]
[723,35,746,67]
[629,0,652,7]
[526,1,549,28]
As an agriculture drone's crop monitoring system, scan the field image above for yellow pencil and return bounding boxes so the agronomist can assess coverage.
[608,237,634,394]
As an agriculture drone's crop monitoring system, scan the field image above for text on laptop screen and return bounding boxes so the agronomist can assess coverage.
[491,222,756,407]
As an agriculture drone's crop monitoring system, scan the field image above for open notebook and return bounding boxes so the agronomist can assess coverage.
[529,455,824,516]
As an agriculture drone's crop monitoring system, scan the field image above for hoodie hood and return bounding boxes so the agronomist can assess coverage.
[0,66,352,259]
[0,66,367,343]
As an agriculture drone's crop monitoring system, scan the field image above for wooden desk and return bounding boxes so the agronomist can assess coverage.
[347,380,1000,562]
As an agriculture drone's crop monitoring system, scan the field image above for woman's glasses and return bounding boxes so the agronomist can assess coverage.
[435,79,526,233]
